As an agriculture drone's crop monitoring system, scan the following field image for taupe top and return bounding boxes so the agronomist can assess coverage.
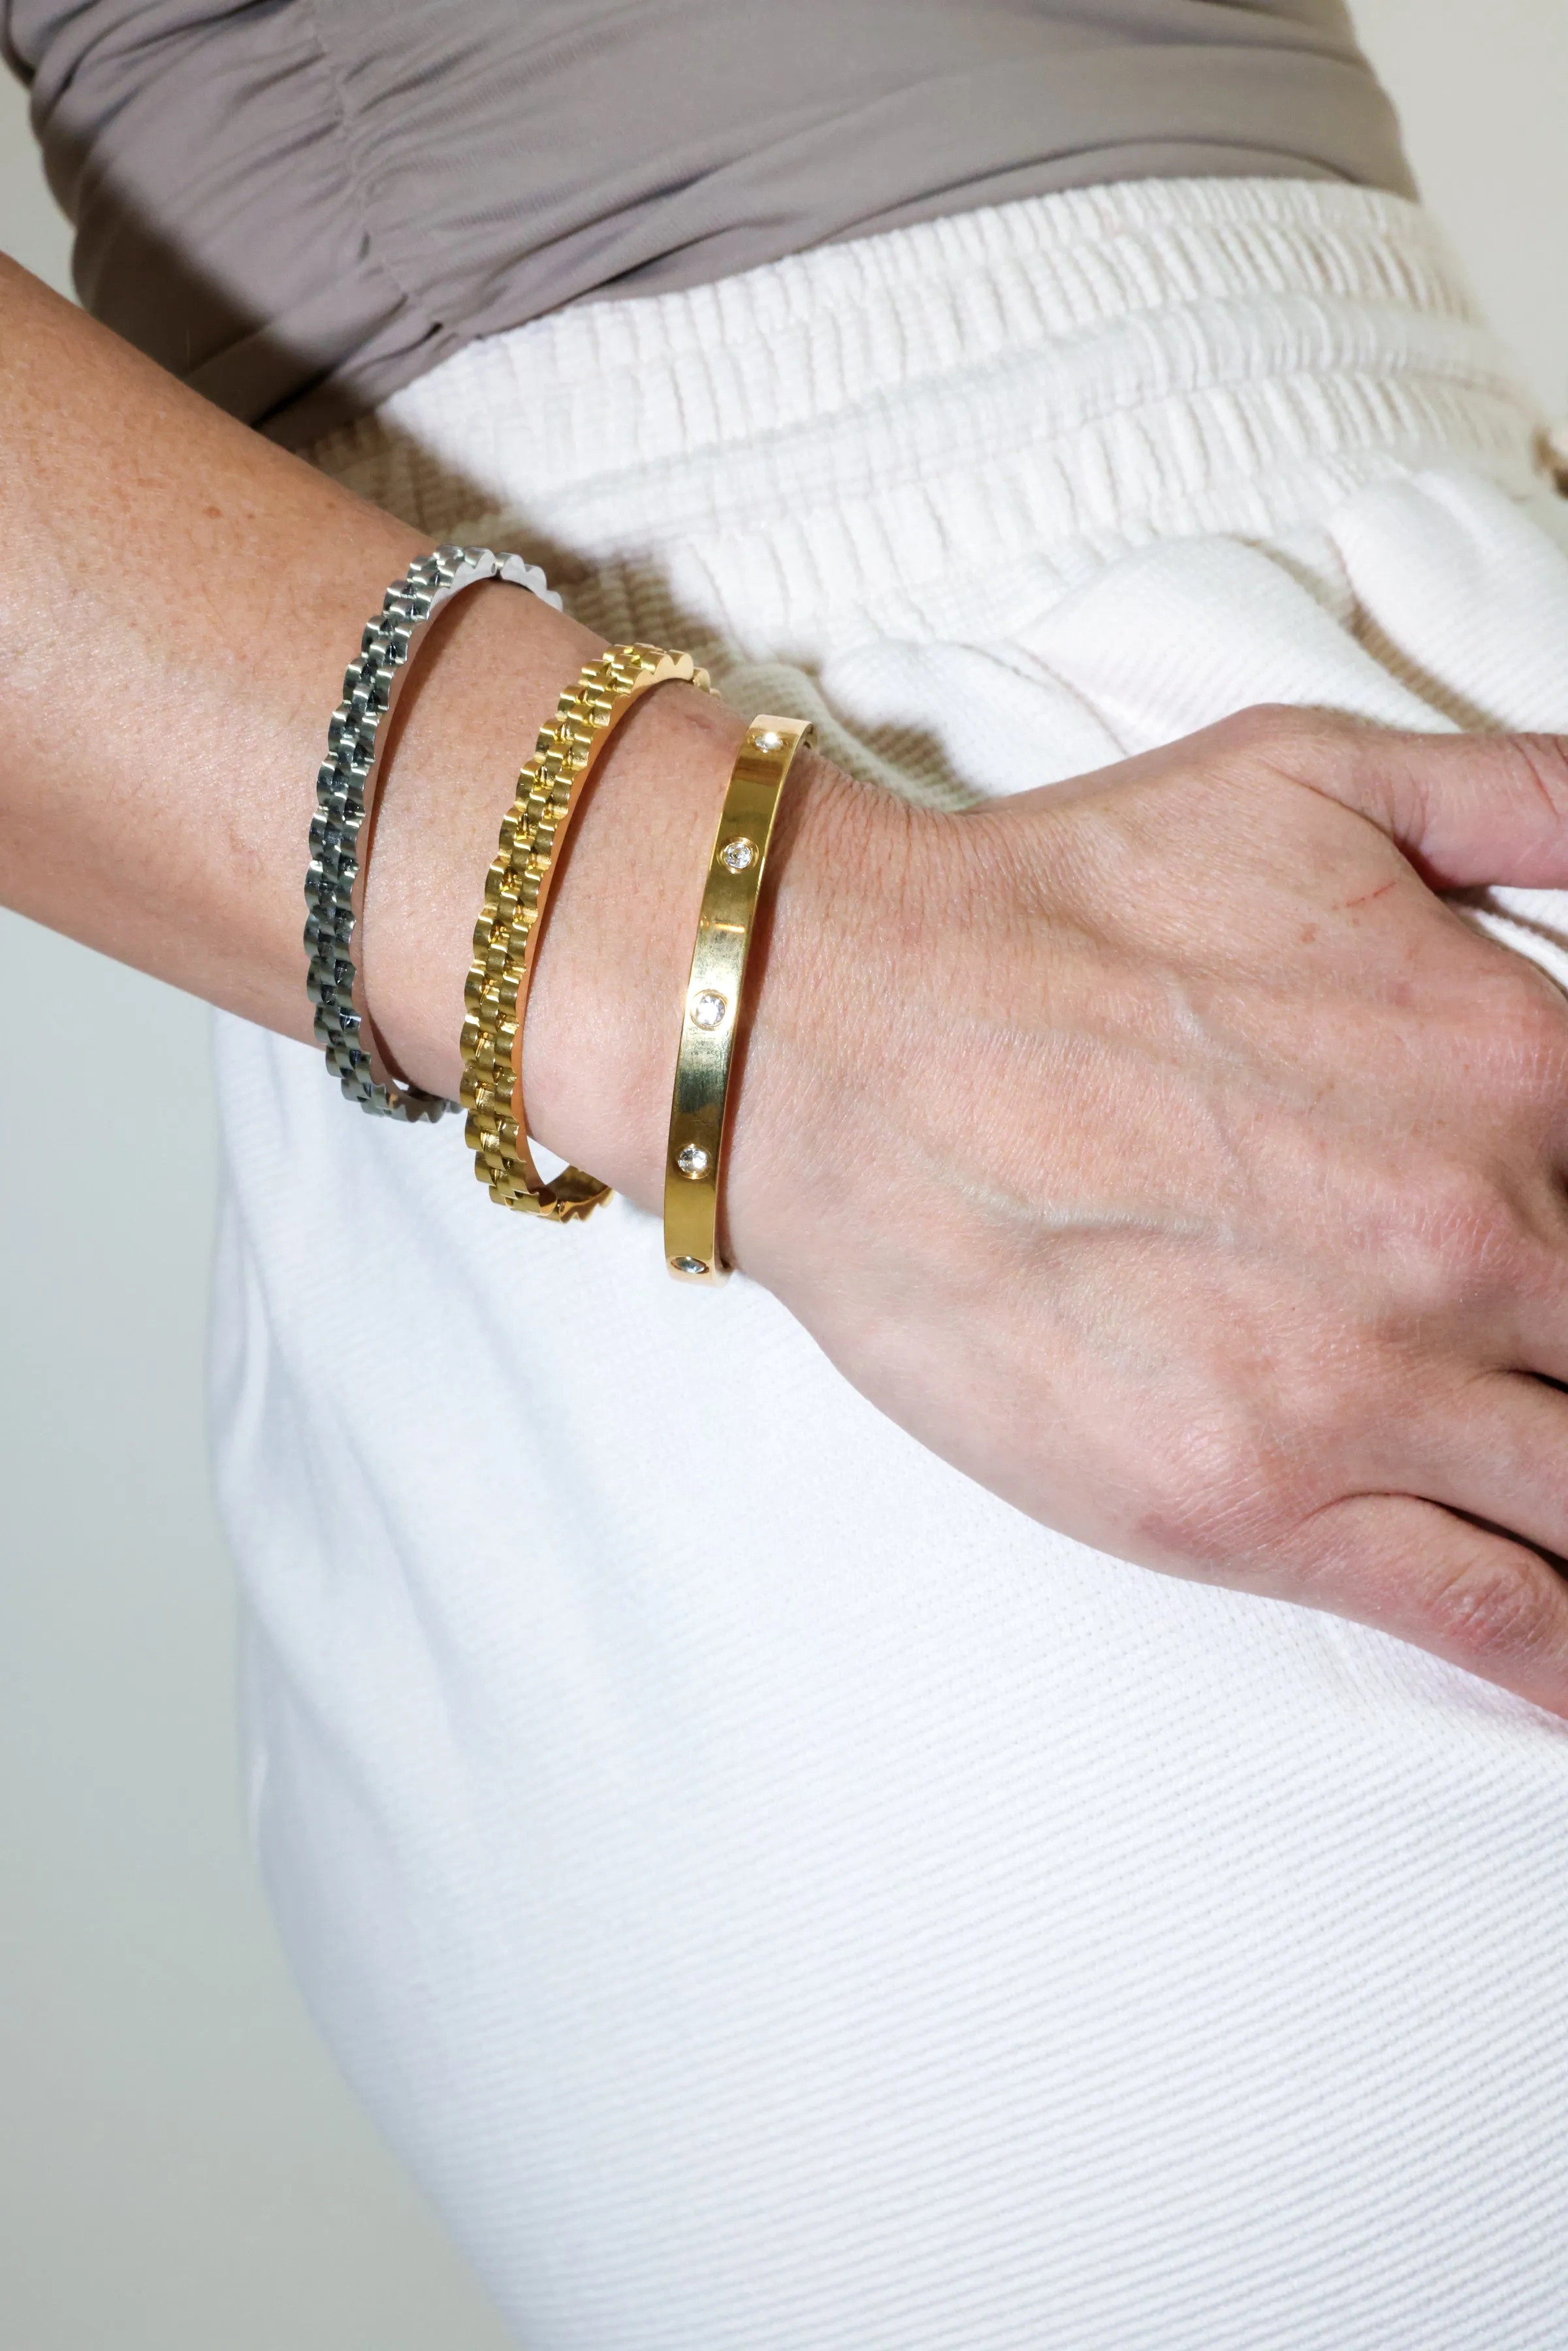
[4,1,1412,447]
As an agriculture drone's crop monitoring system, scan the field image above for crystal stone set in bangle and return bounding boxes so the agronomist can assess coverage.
[305,557,809,1283]
[662,717,815,1285]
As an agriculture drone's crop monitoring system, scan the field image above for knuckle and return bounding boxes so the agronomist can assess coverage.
[1426,1549,1558,1668]
[1503,732,1568,819]
[1224,701,1294,744]
[1214,703,1321,763]
[1208,703,1369,802]
[1394,1161,1525,1309]
[1479,967,1568,1111]
[1132,1415,1294,1569]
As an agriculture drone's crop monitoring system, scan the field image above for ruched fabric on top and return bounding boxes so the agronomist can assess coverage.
[3,0,1411,443]
[216,179,1568,2348]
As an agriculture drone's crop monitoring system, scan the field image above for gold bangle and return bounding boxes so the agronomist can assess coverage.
[664,716,813,1283]
[462,643,712,1221]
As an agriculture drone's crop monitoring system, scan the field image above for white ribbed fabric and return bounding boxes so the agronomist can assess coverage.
[217,180,1568,2350]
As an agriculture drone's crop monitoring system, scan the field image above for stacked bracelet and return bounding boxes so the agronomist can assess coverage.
[664,717,813,1284]
[462,643,713,1222]
[305,543,558,1122]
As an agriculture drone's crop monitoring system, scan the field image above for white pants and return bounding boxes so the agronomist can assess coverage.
[215,178,1568,2348]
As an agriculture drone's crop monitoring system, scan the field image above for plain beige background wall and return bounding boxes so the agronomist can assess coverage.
[0,66,520,2351]
[1,7,1564,2345]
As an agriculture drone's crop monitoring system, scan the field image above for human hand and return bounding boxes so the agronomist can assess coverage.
[728,709,1568,1712]
[13,260,1568,1707]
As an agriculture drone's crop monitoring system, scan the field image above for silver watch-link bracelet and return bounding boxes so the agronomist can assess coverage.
[304,543,560,1122]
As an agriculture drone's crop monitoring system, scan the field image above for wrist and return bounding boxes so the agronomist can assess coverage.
[357,576,606,1104]
[526,703,905,1225]
[721,755,931,1270]
[360,569,912,1232]
[520,679,748,1202]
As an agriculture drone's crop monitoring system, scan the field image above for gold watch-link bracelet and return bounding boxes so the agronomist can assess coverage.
[461,643,712,1221]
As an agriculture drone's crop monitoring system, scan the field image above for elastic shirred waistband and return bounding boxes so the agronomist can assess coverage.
[312,176,1545,663]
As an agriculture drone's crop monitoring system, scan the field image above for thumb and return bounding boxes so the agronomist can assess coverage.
[1260,711,1568,892]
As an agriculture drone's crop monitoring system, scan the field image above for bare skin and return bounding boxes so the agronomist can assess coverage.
[8,254,1568,1710]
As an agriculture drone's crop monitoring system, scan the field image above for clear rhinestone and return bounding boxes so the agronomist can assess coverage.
[670,1255,709,1277]
[690,989,728,1031]
[720,837,757,873]
[752,729,784,754]
[676,1144,710,1179]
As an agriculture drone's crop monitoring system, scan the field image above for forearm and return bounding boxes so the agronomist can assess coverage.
[0,255,872,1203]
[19,262,1568,1716]
[3,255,434,1031]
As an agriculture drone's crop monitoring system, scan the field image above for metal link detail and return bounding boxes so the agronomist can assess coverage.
[461,643,713,1221]
[304,543,560,1121]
